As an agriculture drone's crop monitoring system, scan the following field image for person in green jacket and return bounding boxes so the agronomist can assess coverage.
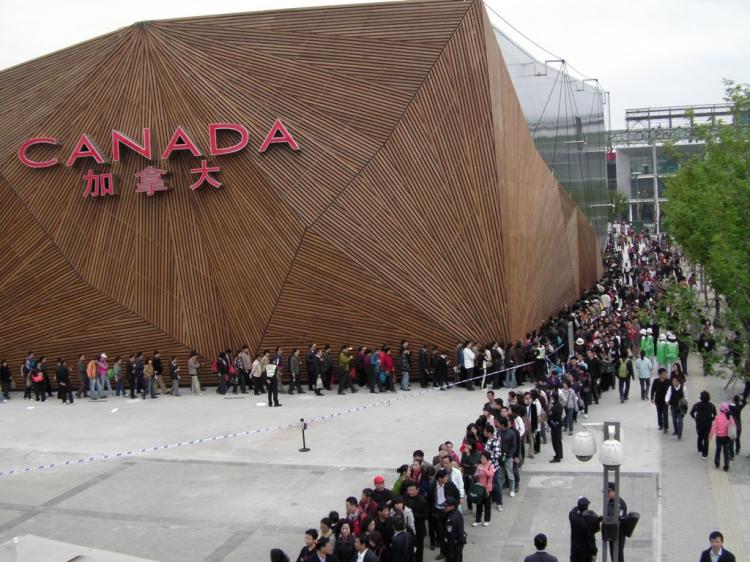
[656,333,668,372]
[665,333,680,371]
[640,328,655,360]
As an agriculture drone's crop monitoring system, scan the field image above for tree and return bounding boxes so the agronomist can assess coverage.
[664,81,750,356]
[608,190,629,222]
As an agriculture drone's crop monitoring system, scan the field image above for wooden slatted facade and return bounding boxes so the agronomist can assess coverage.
[0,0,602,387]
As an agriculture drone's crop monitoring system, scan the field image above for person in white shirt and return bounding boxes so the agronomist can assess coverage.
[440,454,465,507]
[463,343,477,391]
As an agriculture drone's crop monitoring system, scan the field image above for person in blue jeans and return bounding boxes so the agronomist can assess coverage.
[560,380,579,435]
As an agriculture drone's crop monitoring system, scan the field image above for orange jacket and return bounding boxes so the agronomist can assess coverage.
[86,360,97,380]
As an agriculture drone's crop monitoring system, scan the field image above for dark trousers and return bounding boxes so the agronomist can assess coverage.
[608,535,626,562]
[696,425,710,457]
[128,374,136,398]
[337,369,355,394]
[715,436,731,468]
[267,376,279,406]
[307,366,316,390]
[639,378,649,400]
[1,380,10,399]
[33,381,46,401]
[618,378,630,401]
[217,375,227,394]
[136,374,144,396]
[734,426,742,454]
[43,374,52,397]
[420,369,430,388]
[656,402,669,431]
[475,493,492,523]
[76,377,87,398]
[671,408,684,438]
[238,371,249,393]
[59,387,74,403]
[288,374,303,393]
[414,519,426,562]
[551,425,563,459]
[465,367,474,390]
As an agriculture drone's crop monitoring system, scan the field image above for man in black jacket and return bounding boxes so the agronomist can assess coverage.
[549,392,564,463]
[405,481,429,562]
[690,391,717,459]
[391,515,415,562]
[650,368,671,433]
[523,533,558,562]
[569,497,597,562]
[427,469,459,561]
[699,531,736,562]
[305,344,317,391]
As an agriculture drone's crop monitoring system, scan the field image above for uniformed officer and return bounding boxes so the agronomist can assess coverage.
[606,482,627,562]
[442,497,464,562]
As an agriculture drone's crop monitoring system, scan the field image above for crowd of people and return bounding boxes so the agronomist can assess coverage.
[1,222,745,562]
[261,223,747,562]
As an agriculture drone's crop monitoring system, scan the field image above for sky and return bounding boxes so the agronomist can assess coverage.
[1,0,748,129]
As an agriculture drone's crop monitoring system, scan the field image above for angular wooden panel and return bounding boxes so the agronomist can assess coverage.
[0,0,602,386]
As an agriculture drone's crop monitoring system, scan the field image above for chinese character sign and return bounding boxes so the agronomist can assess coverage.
[135,166,168,197]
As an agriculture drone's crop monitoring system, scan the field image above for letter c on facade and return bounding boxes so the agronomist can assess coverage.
[18,137,58,168]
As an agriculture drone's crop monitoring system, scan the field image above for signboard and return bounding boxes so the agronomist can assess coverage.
[17,120,300,198]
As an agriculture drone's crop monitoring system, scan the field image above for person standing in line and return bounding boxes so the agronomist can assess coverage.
[38,356,52,398]
[0,360,11,401]
[463,342,476,391]
[98,353,112,397]
[390,514,414,562]
[690,391,716,459]
[650,368,671,433]
[188,351,202,395]
[399,340,411,392]
[153,351,167,395]
[134,352,145,398]
[305,344,317,391]
[698,531,736,562]
[434,350,448,391]
[216,351,229,395]
[635,351,652,400]
[126,354,136,399]
[56,358,74,405]
[548,391,564,463]
[169,356,181,396]
[471,451,494,527]
[86,355,100,400]
[338,345,356,395]
[418,344,430,388]
[710,403,737,472]
[482,426,504,511]
[143,358,157,399]
[321,344,333,391]
[295,529,318,562]
[113,356,125,397]
[404,481,428,562]
[665,376,687,439]
[238,345,252,394]
[288,348,304,395]
[313,349,325,396]
[382,346,396,392]
[559,380,579,436]
[250,353,262,395]
[523,533,558,562]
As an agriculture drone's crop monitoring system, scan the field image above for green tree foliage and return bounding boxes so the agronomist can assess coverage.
[664,81,750,348]
[608,190,629,222]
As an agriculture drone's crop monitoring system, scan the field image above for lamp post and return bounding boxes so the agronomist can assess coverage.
[572,421,624,562]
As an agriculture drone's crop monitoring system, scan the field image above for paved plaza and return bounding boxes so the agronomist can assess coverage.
[0,354,747,561]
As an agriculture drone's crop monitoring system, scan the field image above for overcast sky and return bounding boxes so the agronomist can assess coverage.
[1,0,748,129]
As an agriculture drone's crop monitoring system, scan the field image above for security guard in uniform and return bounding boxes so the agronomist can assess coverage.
[606,482,627,562]
[442,497,464,562]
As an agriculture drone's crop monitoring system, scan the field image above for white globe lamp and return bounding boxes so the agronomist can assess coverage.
[572,431,596,462]
[599,438,624,467]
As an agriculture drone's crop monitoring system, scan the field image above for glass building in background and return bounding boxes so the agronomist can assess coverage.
[494,28,609,247]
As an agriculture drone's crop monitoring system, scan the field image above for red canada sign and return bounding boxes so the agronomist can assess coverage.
[17,120,300,198]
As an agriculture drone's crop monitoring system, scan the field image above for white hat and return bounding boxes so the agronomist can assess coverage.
[646,328,653,334]
[639,329,646,335]
[658,334,667,341]
[101,353,108,359]
[576,338,585,346]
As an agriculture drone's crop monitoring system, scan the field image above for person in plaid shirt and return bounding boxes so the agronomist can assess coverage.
[482,425,504,511]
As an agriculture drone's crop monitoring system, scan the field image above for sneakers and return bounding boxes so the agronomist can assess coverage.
[482,522,490,527]
[471,522,479,527]
[583,414,589,419]
[496,504,503,512]
[509,490,515,497]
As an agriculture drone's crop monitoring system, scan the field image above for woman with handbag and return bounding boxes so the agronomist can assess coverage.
[471,452,494,527]
[710,403,737,472]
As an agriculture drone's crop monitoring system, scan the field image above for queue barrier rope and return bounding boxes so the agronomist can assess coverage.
[0,346,564,478]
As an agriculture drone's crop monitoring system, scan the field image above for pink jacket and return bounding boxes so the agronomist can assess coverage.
[97,359,108,377]
[475,463,495,493]
[710,412,735,439]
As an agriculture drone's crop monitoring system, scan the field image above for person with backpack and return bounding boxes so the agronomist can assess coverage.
[215,352,228,395]
[153,351,167,395]
[265,349,281,408]
[369,347,383,393]
[665,377,687,439]
[617,351,634,404]
[690,390,716,459]
[710,403,737,471]
[169,356,181,396]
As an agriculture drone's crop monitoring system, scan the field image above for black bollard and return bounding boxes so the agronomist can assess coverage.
[299,418,310,452]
